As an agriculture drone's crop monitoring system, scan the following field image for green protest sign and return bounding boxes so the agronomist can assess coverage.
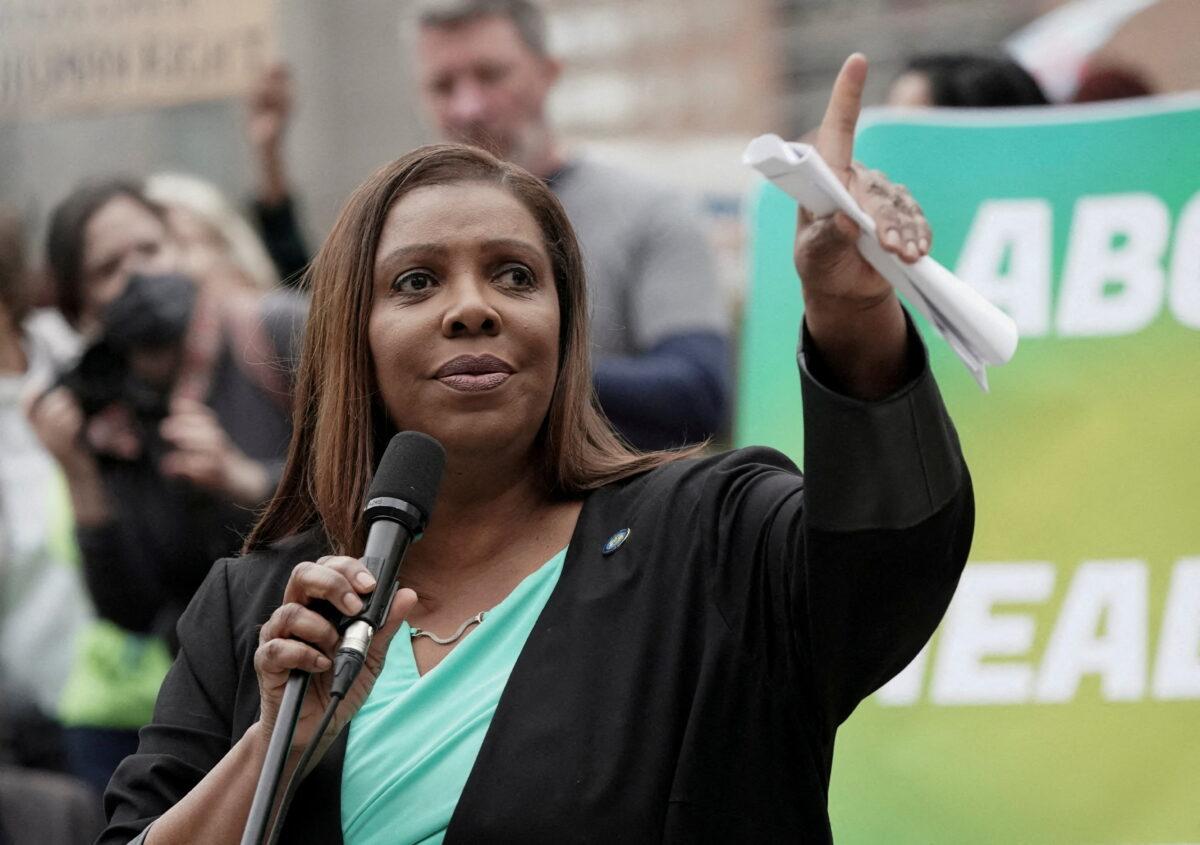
[737,96,1200,843]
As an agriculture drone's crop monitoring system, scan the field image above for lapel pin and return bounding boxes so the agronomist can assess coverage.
[603,527,631,555]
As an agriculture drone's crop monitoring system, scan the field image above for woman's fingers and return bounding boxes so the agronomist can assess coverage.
[815,53,869,183]
[282,556,378,616]
[850,164,932,265]
[254,635,332,681]
[160,450,220,484]
[263,555,392,673]
[167,396,215,420]
[283,559,361,616]
[798,53,933,276]
[794,55,879,300]
[159,415,225,451]
[319,555,378,593]
[794,211,861,283]
[259,602,340,655]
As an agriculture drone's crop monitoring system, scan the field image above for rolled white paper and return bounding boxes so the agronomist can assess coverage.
[743,133,1019,391]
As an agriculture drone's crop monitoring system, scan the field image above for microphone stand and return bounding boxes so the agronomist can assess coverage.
[241,669,310,845]
[241,514,417,843]
[239,430,444,843]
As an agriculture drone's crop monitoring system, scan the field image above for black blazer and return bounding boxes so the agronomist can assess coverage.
[102,329,973,843]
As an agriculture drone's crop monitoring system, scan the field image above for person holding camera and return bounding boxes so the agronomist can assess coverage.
[26,179,306,790]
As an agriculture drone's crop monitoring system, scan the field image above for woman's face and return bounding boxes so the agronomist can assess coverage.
[80,195,177,330]
[368,181,561,457]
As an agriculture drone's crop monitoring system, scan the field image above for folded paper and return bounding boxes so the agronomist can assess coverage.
[743,133,1019,390]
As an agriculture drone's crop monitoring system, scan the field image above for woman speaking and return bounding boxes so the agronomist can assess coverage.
[101,56,973,843]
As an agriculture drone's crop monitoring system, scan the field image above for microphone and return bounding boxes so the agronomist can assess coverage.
[329,431,446,698]
[242,431,446,845]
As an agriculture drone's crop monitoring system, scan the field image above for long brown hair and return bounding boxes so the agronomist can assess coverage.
[247,144,698,554]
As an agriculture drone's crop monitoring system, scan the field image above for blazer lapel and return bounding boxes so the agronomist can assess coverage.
[444,484,631,840]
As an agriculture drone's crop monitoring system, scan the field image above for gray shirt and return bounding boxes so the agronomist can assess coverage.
[551,157,727,358]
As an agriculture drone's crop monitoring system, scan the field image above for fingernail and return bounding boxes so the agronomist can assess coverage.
[906,241,918,258]
[343,592,363,613]
[918,237,929,253]
[315,655,331,670]
[885,229,901,247]
[355,571,376,589]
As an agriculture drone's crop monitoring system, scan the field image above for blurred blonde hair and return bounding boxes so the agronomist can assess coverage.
[146,172,280,291]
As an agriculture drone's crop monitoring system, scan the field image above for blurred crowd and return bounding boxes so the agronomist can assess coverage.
[0,0,1159,841]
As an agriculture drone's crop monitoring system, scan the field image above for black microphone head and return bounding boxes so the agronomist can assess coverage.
[366,432,446,526]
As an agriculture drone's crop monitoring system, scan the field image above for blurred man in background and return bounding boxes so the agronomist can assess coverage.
[244,64,311,286]
[250,0,730,450]
[412,0,729,451]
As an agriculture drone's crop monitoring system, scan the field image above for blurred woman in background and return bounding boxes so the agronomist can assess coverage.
[26,178,306,792]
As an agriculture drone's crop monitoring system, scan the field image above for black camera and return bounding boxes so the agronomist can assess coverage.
[55,271,197,423]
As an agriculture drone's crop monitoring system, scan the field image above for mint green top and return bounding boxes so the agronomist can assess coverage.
[341,547,567,844]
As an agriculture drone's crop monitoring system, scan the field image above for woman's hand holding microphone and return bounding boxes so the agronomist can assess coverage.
[253,554,418,765]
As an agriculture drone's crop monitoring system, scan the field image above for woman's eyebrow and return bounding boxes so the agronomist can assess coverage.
[480,237,541,256]
[374,238,544,277]
[375,243,449,271]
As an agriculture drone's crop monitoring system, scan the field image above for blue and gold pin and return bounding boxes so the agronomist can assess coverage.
[602,527,631,555]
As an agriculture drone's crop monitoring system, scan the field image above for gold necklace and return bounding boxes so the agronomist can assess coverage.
[409,611,486,645]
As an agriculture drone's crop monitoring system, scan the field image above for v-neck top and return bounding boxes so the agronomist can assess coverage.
[340,547,569,844]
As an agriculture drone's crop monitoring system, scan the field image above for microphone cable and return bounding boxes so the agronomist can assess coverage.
[264,622,374,844]
[264,682,343,845]
[243,431,445,845]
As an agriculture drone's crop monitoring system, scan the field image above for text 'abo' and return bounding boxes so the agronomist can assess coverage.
[956,193,1200,336]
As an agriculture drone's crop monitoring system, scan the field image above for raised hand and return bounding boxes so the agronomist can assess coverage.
[794,54,932,399]
[246,62,293,155]
[246,61,294,208]
[158,397,270,506]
